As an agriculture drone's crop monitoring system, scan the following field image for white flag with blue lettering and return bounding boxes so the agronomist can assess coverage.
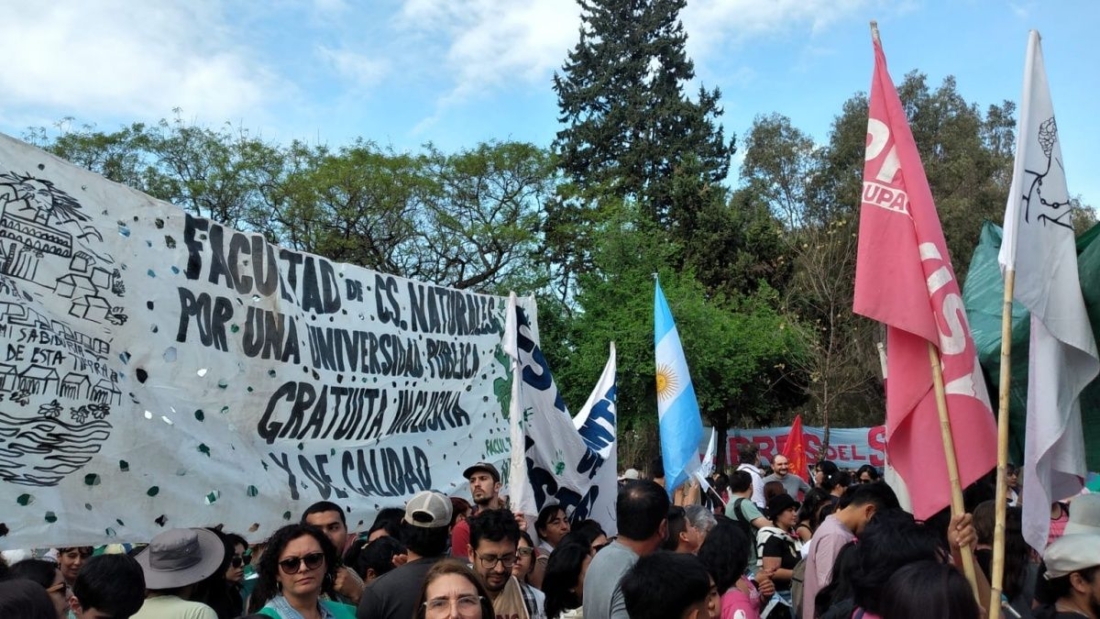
[504,297,618,535]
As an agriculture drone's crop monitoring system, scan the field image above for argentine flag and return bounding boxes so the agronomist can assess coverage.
[655,281,704,496]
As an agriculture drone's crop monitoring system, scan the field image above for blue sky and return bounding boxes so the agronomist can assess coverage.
[1,0,1097,207]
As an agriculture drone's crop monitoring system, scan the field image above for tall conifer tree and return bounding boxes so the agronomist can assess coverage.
[552,0,734,227]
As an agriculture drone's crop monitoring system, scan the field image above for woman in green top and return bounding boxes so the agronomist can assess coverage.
[249,524,355,619]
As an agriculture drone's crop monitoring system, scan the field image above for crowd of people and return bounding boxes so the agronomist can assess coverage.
[0,449,1095,619]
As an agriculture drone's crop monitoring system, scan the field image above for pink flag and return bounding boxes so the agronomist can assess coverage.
[853,31,997,520]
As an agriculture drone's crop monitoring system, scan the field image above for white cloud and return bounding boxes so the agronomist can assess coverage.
[396,0,581,102]
[0,0,283,127]
[681,0,879,62]
[392,0,889,123]
[316,46,390,90]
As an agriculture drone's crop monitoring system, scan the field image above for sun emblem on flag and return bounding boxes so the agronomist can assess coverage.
[656,364,678,401]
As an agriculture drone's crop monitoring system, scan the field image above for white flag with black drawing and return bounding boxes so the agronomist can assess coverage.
[998,30,1100,552]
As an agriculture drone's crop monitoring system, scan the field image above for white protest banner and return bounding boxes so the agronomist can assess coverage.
[726,425,887,470]
[505,301,617,535]
[0,132,535,546]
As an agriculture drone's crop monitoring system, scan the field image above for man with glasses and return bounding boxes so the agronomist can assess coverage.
[467,509,547,619]
[303,500,365,605]
[762,455,811,500]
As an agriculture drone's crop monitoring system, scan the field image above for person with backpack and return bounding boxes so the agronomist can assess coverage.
[725,471,771,568]
[756,495,803,619]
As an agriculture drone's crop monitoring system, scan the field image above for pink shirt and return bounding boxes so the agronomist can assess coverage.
[720,578,761,619]
[803,515,856,619]
[1048,505,1069,546]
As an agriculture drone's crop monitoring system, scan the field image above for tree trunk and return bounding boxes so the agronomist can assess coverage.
[715,418,729,472]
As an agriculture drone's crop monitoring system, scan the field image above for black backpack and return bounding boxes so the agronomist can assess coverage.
[730,498,756,544]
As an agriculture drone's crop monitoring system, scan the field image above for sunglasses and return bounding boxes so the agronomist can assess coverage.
[230,553,252,568]
[278,552,325,574]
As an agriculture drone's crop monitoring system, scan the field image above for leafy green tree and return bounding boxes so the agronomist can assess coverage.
[545,204,807,467]
[422,142,554,293]
[738,74,1016,433]
[552,0,734,228]
[29,119,552,294]
[897,73,1016,281]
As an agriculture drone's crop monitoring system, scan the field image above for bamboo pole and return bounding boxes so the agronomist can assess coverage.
[927,342,981,597]
[990,270,1016,615]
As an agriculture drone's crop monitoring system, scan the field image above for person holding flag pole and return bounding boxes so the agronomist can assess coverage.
[994,29,1100,615]
[852,21,997,607]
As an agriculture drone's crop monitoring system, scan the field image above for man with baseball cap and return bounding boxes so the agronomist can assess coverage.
[357,490,452,619]
[451,462,504,557]
[1036,533,1100,618]
[132,528,225,619]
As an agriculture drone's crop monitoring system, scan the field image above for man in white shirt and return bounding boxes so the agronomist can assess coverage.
[735,443,765,509]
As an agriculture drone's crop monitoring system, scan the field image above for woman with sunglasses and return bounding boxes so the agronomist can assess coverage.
[224,532,250,585]
[413,559,494,619]
[250,523,356,619]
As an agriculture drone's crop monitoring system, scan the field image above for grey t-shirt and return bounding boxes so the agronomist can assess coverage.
[581,540,638,619]
[762,473,811,499]
[356,556,441,619]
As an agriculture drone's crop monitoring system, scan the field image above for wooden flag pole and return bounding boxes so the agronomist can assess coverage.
[990,269,1016,615]
[927,342,981,597]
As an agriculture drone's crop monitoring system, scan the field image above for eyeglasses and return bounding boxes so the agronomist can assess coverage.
[516,547,534,558]
[475,552,517,569]
[230,553,252,568]
[424,594,483,615]
[278,552,325,574]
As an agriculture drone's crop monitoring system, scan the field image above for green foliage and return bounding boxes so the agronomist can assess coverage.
[552,0,734,228]
[28,119,553,293]
[542,206,808,464]
[734,72,1017,429]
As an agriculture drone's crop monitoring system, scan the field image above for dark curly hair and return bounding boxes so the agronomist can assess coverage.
[247,524,340,613]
